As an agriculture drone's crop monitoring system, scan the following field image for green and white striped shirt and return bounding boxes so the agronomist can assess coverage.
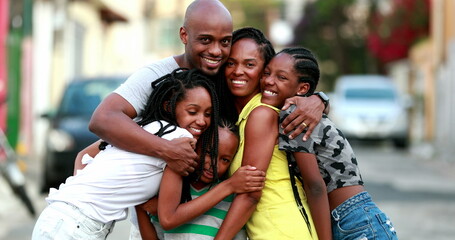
[151,184,247,240]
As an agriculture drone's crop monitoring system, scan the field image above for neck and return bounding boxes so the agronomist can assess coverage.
[173,54,190,68]
[234,92,260,114]
[191,180,208,190]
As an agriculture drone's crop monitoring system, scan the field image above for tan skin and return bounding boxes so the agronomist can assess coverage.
[135,127,266,239]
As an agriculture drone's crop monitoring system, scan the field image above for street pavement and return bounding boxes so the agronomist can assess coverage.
[1,141,455,240]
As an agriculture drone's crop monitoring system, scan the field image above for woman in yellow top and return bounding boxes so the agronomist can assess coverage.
[215,27,323,240]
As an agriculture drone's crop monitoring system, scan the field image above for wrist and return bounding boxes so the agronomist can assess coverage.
[314,91,329,110]
[220,178,235,194]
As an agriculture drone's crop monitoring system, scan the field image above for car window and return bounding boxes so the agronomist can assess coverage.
[58,80,121,116]
[345,88,396,101]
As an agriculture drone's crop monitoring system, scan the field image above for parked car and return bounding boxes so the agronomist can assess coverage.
[329,75,411,148]
[40,77,125,192]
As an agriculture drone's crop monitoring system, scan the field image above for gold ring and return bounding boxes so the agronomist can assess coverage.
[301,122,307,128]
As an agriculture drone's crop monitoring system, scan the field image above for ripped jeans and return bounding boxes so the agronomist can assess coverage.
[331,192,398,240]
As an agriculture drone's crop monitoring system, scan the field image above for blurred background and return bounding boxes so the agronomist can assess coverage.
[1,0,455,239]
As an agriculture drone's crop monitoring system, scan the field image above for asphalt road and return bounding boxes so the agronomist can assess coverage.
[1,140,455,240]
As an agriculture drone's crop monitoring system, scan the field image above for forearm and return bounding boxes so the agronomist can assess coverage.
[135,206,159,240]
[159,181,234,230]
[215,192,260,239]
[305,185,332,240]
[90,111,168,158]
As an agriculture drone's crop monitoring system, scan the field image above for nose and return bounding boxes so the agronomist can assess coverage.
[208,42,222,57]
[262,74,275,86]
[196,114,208,127]
[233,64,243,76]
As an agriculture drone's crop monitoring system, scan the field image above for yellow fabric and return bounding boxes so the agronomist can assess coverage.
[229,94,318,240]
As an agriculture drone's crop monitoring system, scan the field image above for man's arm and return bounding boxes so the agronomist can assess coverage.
[281,94,328,141]
[89,93,198,176]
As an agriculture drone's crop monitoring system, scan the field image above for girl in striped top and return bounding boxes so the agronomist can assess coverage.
[136,119,265,240]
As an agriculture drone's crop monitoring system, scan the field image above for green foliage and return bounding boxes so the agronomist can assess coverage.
[224,0,281,32]
[292,0,374,90]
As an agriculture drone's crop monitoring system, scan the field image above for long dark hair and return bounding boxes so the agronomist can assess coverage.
[143,68,220,203]
[99,68,220,203]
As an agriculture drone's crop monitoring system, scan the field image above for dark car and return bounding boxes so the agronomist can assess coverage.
[41,77,125,192]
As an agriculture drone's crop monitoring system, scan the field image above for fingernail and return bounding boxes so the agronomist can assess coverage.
[289,135,294,140]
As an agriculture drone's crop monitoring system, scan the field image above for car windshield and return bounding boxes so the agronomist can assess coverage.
[345,88,396,101]
[58,80,121,116]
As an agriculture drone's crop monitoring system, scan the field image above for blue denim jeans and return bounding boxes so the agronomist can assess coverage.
[32,201,115,240]
[331,192,398,240]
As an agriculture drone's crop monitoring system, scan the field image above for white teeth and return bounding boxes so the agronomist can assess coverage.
[264,90,277,96]
[204,58,219,64]
[232,80,246,85]
[190,127,202,133]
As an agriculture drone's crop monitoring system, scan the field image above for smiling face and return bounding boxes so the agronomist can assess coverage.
[175,87,212,139]
[180,2,233,76]
[261,53,309,108]
[225,38,265,106]
[198,127,239,185]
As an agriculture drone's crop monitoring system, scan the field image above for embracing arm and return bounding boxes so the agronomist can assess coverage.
[294,152,332,240]
[135,204,159,240]
[158,166,265,230]
[89,93,197,176]
[215,106,277,239]
[281,94,328,141]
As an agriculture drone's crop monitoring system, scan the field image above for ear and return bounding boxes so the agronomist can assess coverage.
[179,27,188,44]
[296,82,310,96]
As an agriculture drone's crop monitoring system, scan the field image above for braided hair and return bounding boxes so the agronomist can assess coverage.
[277,47,320,96]
[139,68,220,203]
[101,68,220,203]
[217,118,239,181]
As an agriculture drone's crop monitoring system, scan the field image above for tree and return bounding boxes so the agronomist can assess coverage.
[292,0,371,89]
[367,0,430,69]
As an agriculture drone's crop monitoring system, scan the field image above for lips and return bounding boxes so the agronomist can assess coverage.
[202,169,213,180]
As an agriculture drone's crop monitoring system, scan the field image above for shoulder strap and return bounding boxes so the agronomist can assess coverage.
[286,151,313,236]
